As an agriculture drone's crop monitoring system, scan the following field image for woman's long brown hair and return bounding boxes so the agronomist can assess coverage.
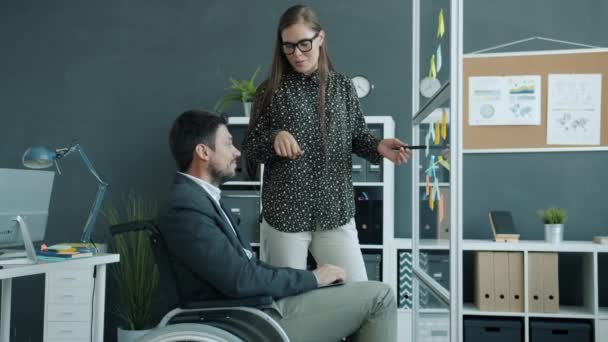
[250,5,334,142]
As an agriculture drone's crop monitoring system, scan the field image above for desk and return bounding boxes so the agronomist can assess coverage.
[0,254,119,342]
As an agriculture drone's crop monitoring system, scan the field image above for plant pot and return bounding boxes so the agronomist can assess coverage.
[544,224,564,243]
[117,327,152,342]
[243,102,252,117]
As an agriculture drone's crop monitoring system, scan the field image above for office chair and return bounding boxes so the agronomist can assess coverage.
[109,220,290,342]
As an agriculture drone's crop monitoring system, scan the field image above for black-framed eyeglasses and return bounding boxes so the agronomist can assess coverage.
[282,32,319,55]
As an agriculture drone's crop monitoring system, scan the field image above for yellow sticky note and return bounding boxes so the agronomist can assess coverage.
[437,9,445,38]
[441,109,447,139]
[434,122,440,145]
[428,55,437,78]
[438,156,450,171]
[429,187,435,210]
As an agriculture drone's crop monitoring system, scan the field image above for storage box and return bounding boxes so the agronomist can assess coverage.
[363,253,382,281]
[464,317,522,342]
[222,190,260,243]
[529,319,592,342]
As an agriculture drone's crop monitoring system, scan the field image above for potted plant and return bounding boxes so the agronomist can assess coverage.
[214,66,261,116]
[101,192,159,342]
[537,207,567,243]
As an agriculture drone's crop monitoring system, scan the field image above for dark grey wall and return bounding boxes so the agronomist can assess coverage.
[462,0,608,240]
[0,1,411,341]
[0,0,607,340]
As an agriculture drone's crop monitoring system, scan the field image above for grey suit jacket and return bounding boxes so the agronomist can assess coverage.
[159,173,317,305]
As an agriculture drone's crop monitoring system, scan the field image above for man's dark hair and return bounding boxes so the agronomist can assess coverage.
[169,110,227,172]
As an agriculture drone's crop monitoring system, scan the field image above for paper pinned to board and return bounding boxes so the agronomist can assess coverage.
[546,73,602,145]
[469,75,541,126]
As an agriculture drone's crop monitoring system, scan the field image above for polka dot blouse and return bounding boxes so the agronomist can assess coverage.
[242,70,382,233]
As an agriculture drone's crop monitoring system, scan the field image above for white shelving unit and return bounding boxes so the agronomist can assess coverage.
[225,115,397,290]
[462,239,608,342]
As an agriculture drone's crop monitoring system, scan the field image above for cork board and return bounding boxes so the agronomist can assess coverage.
[463,51,608,149]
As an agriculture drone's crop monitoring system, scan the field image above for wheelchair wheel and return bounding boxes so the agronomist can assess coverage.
[136,323,245,342]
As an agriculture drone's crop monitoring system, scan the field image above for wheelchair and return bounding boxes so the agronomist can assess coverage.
[109,220,290,342]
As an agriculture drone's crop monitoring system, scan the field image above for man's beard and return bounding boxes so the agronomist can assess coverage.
[209,163,234,185]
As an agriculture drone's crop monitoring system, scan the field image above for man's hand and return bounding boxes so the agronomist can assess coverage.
[274,130,303,159]
[312,264,346,287]
[377,138,411,165]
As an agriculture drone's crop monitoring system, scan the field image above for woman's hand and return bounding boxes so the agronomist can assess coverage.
[274,130,303,159]
[377,138,411,165]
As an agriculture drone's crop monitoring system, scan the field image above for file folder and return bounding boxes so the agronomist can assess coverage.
[528,253,544,312]
[508,252,524,312]
[474,251,495,311]
[493,252,510,312]
[542,253,559,313]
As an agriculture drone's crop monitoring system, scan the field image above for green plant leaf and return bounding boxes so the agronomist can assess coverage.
[101,191,159,330]
[537,207,567,224]
[213,66,261,112]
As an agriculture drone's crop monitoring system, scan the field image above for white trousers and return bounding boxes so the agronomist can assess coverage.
[260,218,368,282]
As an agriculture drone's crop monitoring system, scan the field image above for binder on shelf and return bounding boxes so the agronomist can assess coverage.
[352,156,366,182]
[474,251,495,311]
[493,252,510,312]
[489,210,520,242]
[541,252,559,313]
[507,252,524,312]
[528,252,544,312]
[366,127,383,183]
[366,162,382,182]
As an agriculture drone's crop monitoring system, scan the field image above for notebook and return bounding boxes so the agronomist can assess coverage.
[489,211,520,242]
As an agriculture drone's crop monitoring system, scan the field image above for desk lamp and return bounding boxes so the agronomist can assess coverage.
[22,142,109,249]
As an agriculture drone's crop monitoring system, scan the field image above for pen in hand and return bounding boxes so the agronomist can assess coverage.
[391,144,447,150]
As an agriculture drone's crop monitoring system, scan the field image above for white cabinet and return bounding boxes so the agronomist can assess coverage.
[462,240,608,342]
[397,310,412,341]
[44,266,94,341]
[597,319,608,341]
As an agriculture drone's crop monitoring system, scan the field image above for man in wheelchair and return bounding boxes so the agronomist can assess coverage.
[157,109,396,342]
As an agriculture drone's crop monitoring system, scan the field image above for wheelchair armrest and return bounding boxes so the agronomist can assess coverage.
[180,296,273,310]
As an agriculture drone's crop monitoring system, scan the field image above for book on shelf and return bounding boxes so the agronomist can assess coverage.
[489,210,520,242]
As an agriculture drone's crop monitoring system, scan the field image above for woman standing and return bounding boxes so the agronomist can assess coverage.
[243,5,410,282]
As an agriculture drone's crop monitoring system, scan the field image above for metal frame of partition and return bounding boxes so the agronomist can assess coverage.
[411,0,463,341]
